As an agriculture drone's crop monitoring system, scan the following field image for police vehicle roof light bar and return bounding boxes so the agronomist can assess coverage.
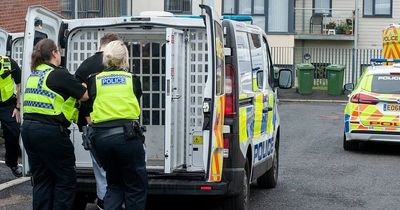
[222,15,253,22]
[370,58,400,63]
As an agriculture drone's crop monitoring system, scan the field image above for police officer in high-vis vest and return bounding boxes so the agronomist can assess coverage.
[86,40,147,210]
[21,39,89,210]
[0,55,22,177]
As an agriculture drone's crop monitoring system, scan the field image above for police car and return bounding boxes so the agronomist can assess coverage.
[344,59,400,150]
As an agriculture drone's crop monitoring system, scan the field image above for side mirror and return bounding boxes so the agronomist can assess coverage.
[344,83,354,92]
[278,69,292,89]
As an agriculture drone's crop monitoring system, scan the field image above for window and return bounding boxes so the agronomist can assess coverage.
[364,0,392,17]
[268,0,289,32]
[165,0,191,14]
[249,33,263,90]
[215,23,225,95]
[236,31,253,92]
[61,0,124,19]
[313,0,332,15]
[370,75,400,94]
[223,0,292,33]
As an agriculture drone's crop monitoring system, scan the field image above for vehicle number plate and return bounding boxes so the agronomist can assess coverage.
[193,136,203,145]
[384,104,400,112]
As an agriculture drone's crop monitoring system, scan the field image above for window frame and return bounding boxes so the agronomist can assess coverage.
[222,0,294,34]
[363,0,393,18]
[312,0,332,16]
[164,0,192,14]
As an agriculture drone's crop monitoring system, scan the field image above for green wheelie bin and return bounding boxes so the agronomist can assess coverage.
[296,63,315,95]
[326,64,345,95]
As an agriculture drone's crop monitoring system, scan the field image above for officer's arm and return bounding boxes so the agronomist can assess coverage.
[80,84,89,102]
[15,84,21,109]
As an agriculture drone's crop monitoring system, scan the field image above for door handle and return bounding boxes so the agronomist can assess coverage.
[262,107,273,113]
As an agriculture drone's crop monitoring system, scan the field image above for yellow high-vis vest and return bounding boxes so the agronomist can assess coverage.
[23,64,79,123]
[90,70,140,124]
[0,56,15,102]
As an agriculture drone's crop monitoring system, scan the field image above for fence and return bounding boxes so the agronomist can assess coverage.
[270,47,382,88]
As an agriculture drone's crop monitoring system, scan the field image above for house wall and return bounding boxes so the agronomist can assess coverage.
[357,0,400,49]
[0,0,60,33]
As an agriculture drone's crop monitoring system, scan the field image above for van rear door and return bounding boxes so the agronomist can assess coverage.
[200,5,225,182]
[164,28,185,173]
[21,6,63,175]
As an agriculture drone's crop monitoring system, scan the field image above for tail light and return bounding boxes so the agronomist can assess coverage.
[351,93,379,105]
[225,64,236,117]
[223,137,230,158]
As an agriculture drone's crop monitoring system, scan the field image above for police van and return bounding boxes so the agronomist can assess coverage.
[0,28,24,67]
[21,5,291,209]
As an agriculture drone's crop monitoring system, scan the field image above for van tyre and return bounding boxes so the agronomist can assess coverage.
[223,160,250,210]
[343,133,358,151]
[257,142,278,189]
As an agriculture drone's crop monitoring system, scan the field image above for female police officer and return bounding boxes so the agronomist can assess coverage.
[86,40,147,210]
[21,38,88,210]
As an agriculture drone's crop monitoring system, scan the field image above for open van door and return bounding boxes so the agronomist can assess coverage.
[164,28,186,173]
[10,33,24,67]
[21,6,63,175]
[200,5,225,182]
[0,28,8,56]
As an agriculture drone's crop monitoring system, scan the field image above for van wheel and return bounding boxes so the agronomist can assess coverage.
[222,160,250,210]
[257,144,278,189]
[343,133,358,151]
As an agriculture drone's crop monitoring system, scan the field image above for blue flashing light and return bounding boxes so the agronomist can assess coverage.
[174,15,202,19]
[222,15,253,22]
[371,58,400,63]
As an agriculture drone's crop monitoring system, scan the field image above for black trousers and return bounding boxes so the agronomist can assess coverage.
[93,127,147,210]
[0,104,21,167]
[21,120,76,210]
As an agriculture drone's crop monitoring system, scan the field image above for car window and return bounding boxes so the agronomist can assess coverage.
[215,22,225,96]
[236,31,252,92]
[249,33,263,90]
[369,74,400,94]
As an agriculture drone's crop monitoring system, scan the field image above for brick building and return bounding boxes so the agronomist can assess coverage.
[0,0,60,33]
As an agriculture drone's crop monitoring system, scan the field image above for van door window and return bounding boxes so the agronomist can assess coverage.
[249,33,264,90]
[215,23,225,96]
[236,31,252,92]
[262,37,273,88]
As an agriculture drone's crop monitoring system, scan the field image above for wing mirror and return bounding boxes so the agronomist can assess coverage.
[277,69,292,89]
[344,83,354,92]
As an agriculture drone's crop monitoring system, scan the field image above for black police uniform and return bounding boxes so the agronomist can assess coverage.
[21,64,86,210]
[84,68,146,210]
[0,57,22,177]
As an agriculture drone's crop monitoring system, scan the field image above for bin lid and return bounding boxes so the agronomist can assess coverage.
[296,63,315,71]
[326,64,345,71]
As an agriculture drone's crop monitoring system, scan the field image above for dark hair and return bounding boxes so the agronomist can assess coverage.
[31,38,58,70]
[100,33,119,47]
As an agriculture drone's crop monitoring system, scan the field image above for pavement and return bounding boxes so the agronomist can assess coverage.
[278,88,348,102]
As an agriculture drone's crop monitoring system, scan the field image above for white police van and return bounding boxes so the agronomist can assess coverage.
[21,5,291,209]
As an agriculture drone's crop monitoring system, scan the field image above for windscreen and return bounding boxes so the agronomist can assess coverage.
[370,74,400,94]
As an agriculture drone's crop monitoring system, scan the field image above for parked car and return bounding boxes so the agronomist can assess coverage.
[344,59,400,150]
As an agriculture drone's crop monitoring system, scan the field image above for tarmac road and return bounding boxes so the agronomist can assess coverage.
[1,102,400,209]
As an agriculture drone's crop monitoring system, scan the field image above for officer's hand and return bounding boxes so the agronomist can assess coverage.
[12,108,21,123]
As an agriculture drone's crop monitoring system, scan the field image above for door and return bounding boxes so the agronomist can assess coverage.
[0,28,8,56]
[200,5,225,182]
[21,5,63,175]
[165,28,185,173]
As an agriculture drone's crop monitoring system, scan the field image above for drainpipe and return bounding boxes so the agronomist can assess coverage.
[302,0,305,33]
[352,0,359,83]
[74,0,78,19]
